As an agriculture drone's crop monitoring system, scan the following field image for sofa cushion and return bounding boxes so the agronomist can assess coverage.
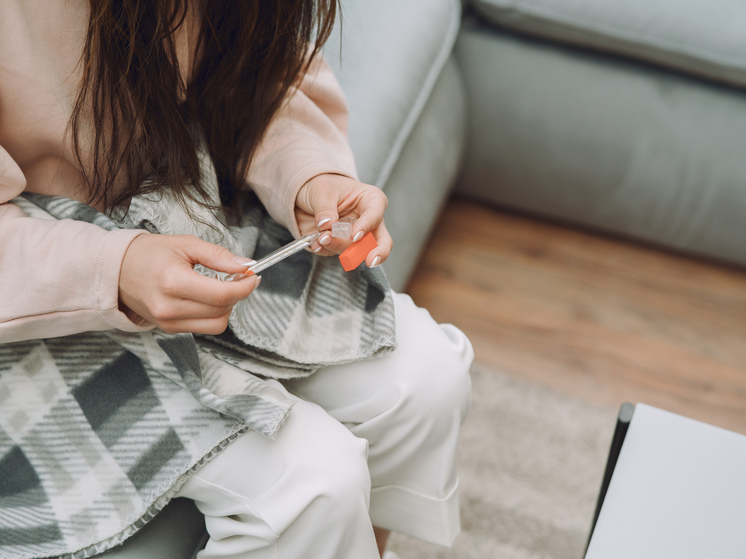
[470,0,746,89]
[323,0,462,187]
[455,21,746,268]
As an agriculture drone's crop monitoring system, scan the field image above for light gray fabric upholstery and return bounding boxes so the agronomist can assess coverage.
[377,56,467,291]
[324,0,465,290]
[455,18,746,266]
[471,0,746,89]
[324,0,462,188]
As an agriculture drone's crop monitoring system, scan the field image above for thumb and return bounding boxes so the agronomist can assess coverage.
[312,192,340,231]
[179,236,256,274]
[299,178,340,230]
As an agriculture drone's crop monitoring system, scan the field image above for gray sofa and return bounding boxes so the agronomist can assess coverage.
[93,0,746,556]
[324,0,467,291]
[456,0,746,269]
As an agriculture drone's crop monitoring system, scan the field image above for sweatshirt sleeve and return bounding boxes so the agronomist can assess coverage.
[247,54,359,238]
[0,145,153,343]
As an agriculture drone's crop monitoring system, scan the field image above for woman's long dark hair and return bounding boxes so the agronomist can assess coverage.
[71,0,338,212]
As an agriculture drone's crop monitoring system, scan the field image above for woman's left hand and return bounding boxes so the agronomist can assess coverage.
[294,173,392,268]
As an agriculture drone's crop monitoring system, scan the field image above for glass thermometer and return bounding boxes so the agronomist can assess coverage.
[222,232,321,282]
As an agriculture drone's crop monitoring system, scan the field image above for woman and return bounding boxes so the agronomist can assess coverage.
[0,1,473,558]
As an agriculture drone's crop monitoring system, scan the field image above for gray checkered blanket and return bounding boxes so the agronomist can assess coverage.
[0,180,395,558]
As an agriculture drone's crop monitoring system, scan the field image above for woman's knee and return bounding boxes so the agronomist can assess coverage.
[395,292,473,368]
[180,400,375,557]
[271,398,372,519]
[298,409,372,511]
[398,347,472,427]
[393,300,474,421]
[180,397,371,534]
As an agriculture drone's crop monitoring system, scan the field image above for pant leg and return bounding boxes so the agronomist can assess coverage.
[175,384,379,559]
[284,292,474,547]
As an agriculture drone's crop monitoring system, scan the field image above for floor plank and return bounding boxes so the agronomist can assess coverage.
[406,196,746,434]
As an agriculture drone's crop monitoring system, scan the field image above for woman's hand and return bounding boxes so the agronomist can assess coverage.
[119,234,260,334]
[294,174,392,268]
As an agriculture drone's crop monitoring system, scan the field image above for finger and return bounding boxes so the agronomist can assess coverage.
[297,176,341,230]
[178,235,257,274]
[159,313,234,336]
[366,221,393,268]
[146,297,237,323]
[312,230,339,254]
[311,228,359,256]
[312,191,340,231]
[310,243,336,257]
[171,269,261,307]
[349,190,388,241]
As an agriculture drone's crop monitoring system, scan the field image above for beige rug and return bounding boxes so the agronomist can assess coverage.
[387,363,619,559]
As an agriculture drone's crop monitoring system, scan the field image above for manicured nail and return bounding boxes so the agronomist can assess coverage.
[352,231,364,243]
[319,234,332,246]
[370,256,382,268]
[234,257,257,267]
[313,245,323,253]
[255,276,262,287]
[224,272,248,282]
[317,217,331,228]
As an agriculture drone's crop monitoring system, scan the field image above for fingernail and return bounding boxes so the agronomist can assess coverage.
[319,234,332,246]
[224,273,249,282]
[352,231,365,243]
[234,257,257,267]
[370,256,382,268]
[314,245,323,253]
[255,275,262,287]
[317,217,331,228]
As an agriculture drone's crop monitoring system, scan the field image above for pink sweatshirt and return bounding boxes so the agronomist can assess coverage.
[0,1,357,343]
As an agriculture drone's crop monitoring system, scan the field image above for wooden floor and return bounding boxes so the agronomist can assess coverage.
[406,196,746,434]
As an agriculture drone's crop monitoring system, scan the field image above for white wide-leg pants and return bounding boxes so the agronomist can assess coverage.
[175,292,474,559]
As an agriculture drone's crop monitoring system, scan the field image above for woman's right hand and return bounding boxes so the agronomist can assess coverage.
[119,234,260,334]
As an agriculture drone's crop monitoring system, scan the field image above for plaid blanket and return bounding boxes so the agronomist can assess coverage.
[0,177,396,558]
